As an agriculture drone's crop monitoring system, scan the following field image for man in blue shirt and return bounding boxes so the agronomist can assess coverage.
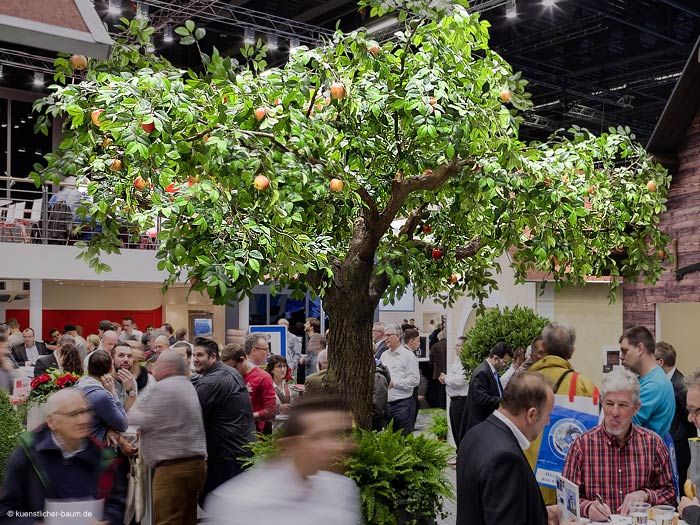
[620,326,675,437]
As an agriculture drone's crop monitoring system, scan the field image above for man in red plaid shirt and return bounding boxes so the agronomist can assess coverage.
[563,368,675,522]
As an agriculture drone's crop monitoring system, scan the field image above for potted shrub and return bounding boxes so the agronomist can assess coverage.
[26,370,82,430]
[0,389,24,483]
[426,410,448,442]
[460,305,548,376]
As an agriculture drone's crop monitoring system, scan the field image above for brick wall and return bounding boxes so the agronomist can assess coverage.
[623,112,700,334]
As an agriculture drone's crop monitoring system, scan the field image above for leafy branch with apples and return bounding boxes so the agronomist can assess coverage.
[31,1,670,427]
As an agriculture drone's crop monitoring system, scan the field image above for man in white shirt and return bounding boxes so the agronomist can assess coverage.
[380,324,420,434]
[119,316,143,343]
[63,325,87,360]
[440,336,470,449]
[277,318,301,379]
[205,396,360,525]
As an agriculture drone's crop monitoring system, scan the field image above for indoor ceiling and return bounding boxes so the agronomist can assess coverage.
[0,0,698,143]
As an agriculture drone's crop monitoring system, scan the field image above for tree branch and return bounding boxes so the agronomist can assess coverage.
[306,82,321,119]
[399,203,428,238]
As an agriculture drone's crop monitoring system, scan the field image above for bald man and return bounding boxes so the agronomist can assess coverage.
[128,352,206,525]
[152,335,171,356]
[100,330,119,354]
[0,388,126,524]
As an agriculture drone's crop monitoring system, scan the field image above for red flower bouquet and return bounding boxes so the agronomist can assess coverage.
[28,369,82,405]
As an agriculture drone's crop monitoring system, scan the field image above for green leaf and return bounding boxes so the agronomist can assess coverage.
[185,20,195,32]
[174,26,190,36]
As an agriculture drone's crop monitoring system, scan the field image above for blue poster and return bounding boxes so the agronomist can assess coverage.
[535,405,599,488]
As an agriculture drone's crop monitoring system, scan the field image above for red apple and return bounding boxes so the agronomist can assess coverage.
[449,273,460,284]
[254,175,270,191]
[133,175,147,190]
[141,121,155,134]
[91,109,104,126]
[647,180,657,193]
[368,43,380,56]
[329,178,344,192]
[432,248,443,260]
[657,249,666,260]
[70,54,88,71]
[422,225,433,234]
[330,82,346,100]
[188,175,200,186]
[499,89,512,103]
[254,107,267,122]
[165,183,177,193]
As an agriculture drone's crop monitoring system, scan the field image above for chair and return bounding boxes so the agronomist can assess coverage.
[0,203,25,242]
[17,199,42,243]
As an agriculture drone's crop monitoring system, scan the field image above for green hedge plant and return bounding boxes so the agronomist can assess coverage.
[0,390,24,482]
[460,306,549,377]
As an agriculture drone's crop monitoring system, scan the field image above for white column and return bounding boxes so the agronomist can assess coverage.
[238,296,250,331]
[0,304,6,323]
[29,278,42,337]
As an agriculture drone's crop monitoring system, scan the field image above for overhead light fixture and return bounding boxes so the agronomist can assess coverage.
[289,37,300,51]
[267,34,278,50]
[0,65,3,78]
[366,16,399,35]
[542,0,557,6]
[505,0,517,18]
[107,0,122,16]
[33,72,45,87]
[163,24,174,43]
[135,1,149,20]
[244,28,255,45]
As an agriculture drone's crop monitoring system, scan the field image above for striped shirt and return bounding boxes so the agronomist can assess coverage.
[562,424,675,518]
[127,375,207,468]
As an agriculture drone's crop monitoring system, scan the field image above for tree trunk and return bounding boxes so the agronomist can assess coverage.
[322,257,380,429]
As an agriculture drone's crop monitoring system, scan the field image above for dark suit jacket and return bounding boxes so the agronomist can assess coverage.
[464,360,502,431]
[670,369,696,443]
[33,353,58,377]
[429,339,447,379]
[11,342,49,364]
[374,340,388,360]
[457,414,548,525]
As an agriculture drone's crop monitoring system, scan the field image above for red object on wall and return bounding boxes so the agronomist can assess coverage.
[5,307,163,341]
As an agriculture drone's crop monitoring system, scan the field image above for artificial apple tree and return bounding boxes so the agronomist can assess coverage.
[33,0,669,427]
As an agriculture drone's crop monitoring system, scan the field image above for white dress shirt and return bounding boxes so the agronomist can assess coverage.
[24,344,40,363]
[445,359,469,398]
[205,459,360,525]
[500,364,517,389]
[665,367,676,381]
[493,409,531,451]
[380,344,420,402]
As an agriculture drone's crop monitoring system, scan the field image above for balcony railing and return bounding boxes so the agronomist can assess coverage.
[0,176,157,250]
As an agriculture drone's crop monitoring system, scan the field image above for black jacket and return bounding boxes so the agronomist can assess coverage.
[457,414,547,525]
[33,353,58,377]
[11,342,49,365]
[0,425,126,525]
[670,369,696,443]
[192,361,255,462]
[374,340,388,360]
[464,360,502,432]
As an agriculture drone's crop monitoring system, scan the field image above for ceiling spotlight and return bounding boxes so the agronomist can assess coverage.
[267,34,278,50]
[135,1,149,20]
[33,72,45,87]
[0,65,3,78]
[163,24,174,43]
[107,0,122,16]
[289,37,300,51]
[145,37,155,53]
[542,0,557,6]
[505,0,517,18]
[244,28,255,45]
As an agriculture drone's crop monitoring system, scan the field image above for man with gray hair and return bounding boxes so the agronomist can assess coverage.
[128,351,207,525]
[373,322,388,360]
[563,368,675,522]
[380,324,420,434]
[679,368,700,524]
[277,319,301,379]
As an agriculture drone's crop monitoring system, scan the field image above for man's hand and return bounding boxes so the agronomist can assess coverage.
[101,374,116,394]
[617,490,647,516]
[588,500,612,522]
[105,430,121,448]
[117,368,136,392]
[438,373,447,385]
[679,496,700,517]
[547,504,585,525]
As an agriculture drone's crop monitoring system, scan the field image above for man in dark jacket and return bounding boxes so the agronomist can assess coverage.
[463,342,512,433]
[11,328,49,365]
[0,388,125,525]
[192,337,255,502]
[457,372,555,525]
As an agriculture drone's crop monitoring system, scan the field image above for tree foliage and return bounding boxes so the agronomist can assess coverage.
[460,306,549,375]
[32,1,669,310]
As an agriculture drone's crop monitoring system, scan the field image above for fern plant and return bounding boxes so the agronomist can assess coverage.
[427,410,448,441]
[460,306,548,377]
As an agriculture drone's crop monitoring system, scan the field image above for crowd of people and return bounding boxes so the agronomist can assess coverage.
[2,315,700,524]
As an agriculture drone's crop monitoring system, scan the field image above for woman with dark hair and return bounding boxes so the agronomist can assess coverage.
[266,355,298,429]
[59,341,84,376]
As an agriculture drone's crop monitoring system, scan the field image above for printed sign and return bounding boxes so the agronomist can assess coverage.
[249,325,287,357]
[556,475,580,522]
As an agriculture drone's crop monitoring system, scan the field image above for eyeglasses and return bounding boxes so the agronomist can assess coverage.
[54,408,92,418]
[253,346,269,351]
[688,406,700,418]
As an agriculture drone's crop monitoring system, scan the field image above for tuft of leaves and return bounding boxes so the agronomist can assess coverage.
[0,390,24,480]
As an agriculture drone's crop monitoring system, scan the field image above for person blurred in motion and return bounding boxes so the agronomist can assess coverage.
[205,396,359,525]
[0,388,126,525]
[191,337,255,502]
[171,341,194,378]
[0,334,14,392]
[34,336,83,377]
[679,368,700,524]
[124,339,155,400]
[128,351,206,525]
[373,359,391,431]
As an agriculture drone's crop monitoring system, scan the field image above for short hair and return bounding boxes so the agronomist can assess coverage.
[46,388,84,415]
[403,328,420,342]
[122,316,134,323]
[317,349,328,370]
[175,328,188,341]
[48,328,59,337]
[542,322,576,360]
[87,349,112,376]
[266,354,288,376]
[156,350,187,375]
[194,337,219,359]
[318,337,327,350]
[655,341,676,367]
[63,324,76,332]
[6,318,19,329]
[141,332,153,346]
[489,342,512,358]
[171,341,193,359]
[282,395,351,438]
[244,333,267,356]
[372,322,385,334]
[601,368,640,404]
[531,334,543,347]
[57,334,75,347]
[98,320,114,332]
[620,326,655,355]
[86,334,100,347]
[23,328,35,336]
[437,330,446,341]
[221,342,246,364]
[162,323,174,335]
[306,318,321,333]
[684,369,700,391]
[501,371,552,416]
[112,343,132,356]
[277,318,289,327]
[384,324,402,336]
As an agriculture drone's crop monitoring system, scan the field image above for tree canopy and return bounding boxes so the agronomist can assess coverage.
[33,0,668,313]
